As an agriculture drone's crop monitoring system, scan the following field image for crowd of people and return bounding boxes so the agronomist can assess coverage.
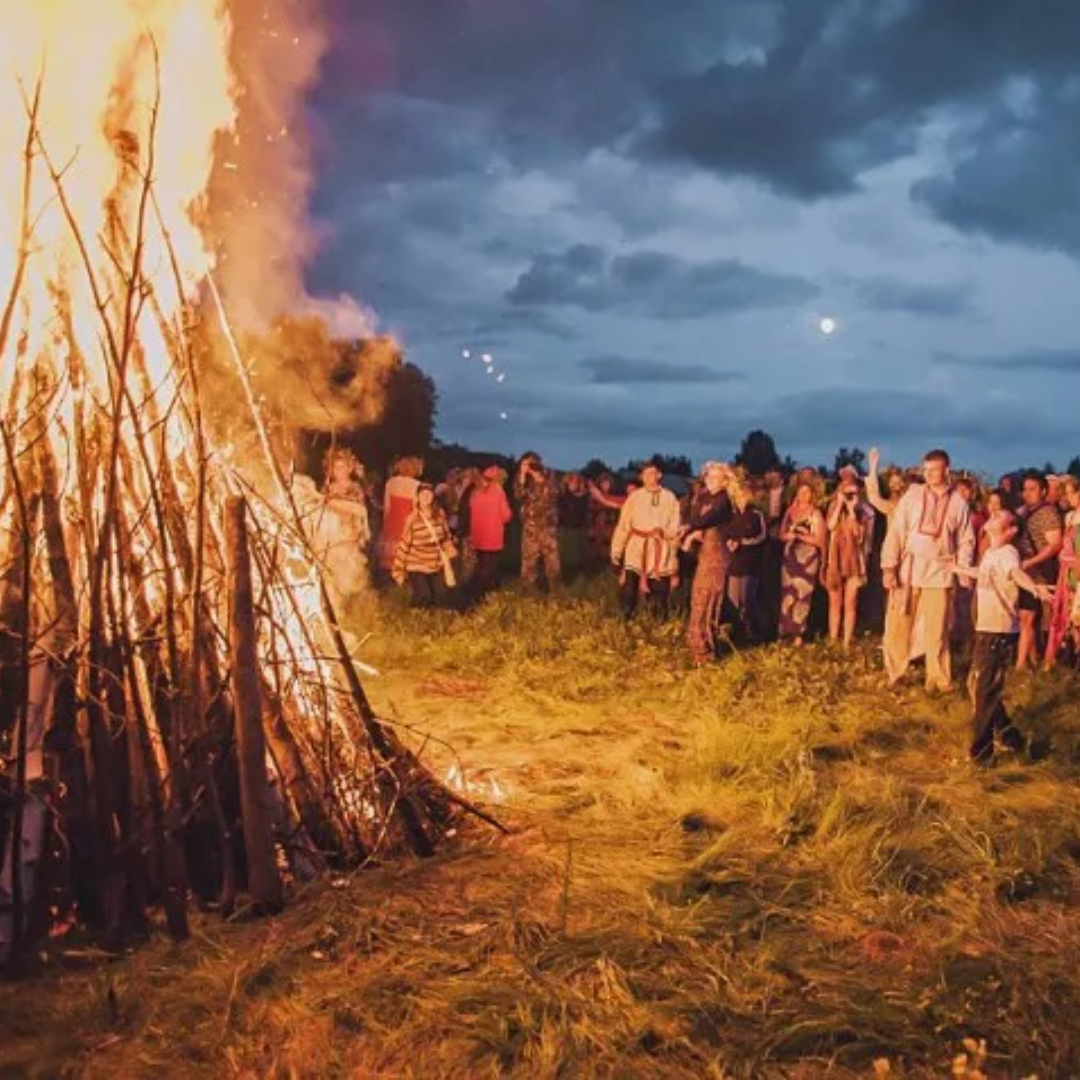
[298,444,1080,765]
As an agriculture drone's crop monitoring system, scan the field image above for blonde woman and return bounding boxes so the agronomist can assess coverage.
[683,461,733,665]
[317,447,371,602]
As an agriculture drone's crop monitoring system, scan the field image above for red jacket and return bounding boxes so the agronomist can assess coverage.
[469,484,513,552]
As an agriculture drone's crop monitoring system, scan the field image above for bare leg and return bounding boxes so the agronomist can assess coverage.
[843,579,861,647]
[828,587,842,642]
[1017,609,1036,670]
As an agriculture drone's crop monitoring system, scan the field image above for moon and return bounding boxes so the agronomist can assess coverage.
[819,316,837,336]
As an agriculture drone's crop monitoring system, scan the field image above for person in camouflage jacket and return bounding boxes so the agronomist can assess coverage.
[514,451,561,588]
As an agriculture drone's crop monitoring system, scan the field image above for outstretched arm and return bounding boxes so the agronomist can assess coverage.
[1010,565,1054,602]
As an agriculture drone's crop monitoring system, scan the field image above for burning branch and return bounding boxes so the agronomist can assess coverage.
[0,30,477,965]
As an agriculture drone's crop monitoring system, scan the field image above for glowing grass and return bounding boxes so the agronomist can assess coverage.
[3,582,1080,1076]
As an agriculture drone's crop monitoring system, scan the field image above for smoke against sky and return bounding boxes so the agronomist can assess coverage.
[306,0,1080,472]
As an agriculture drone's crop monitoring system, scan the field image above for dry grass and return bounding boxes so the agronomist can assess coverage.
[4,582,1080,1078]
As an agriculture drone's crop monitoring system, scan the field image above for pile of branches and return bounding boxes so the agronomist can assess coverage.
[0,79,468,969]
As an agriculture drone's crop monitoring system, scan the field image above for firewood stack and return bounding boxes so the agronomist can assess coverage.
[0,75,457,968]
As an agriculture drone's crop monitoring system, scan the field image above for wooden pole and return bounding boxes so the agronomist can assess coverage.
[224,497,283,914]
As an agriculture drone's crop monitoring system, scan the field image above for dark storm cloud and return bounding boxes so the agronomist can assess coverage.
[911,81,1080,254]
[934,348,1080,374]
[854,276,976,318]
[644,0,1080,202]
[581,356,743,385]
[315,0,1080,275]
[308,0,1080,474]
[507,245,818,318]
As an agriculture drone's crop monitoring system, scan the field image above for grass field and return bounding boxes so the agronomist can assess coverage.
[4,581,1080,1078]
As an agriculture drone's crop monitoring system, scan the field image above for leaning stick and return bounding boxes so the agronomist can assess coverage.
[207,276,436,857]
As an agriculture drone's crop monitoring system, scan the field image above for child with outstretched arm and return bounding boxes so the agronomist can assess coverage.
[950,511,1054,763]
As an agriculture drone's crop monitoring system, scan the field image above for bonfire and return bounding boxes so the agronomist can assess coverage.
[0,0,468,965]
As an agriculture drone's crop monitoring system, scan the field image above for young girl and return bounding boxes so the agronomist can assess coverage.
[392,484,458,607]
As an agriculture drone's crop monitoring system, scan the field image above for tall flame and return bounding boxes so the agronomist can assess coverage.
[0,0,235,401]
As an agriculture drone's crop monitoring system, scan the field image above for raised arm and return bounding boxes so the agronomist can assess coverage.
[864,446,893,517]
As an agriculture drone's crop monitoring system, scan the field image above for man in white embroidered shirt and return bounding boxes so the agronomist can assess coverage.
[880,448,975,692]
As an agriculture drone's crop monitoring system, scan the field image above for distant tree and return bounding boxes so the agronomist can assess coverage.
[623,453,692,476]
[350,361,437,470]
[734,430,781,476]
[1043,461,1057,476]
[424,439,513,478]
[300,343,439,478]
[654,454,694,477]
[1066,456,1080,478]
[781,454,799,476]
[580,457,615,479]
[834,446,866,475]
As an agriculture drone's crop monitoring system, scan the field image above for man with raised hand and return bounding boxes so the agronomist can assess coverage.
[880,448,975,692]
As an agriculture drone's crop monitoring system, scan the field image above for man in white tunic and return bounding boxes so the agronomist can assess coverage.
[610,463,681,618]
[880,448,975,691]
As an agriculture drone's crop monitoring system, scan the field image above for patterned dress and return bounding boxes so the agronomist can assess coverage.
[779,507,823,639]
[685,490,733,661]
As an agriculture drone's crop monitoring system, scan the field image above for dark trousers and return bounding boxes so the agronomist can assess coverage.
[968,632,1024,761]
[756,539,783,641]
[472,550,502,599]
[408,571,446,608]
[620,572,671,620]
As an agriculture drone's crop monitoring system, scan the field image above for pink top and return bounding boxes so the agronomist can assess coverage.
[469,484,513,552]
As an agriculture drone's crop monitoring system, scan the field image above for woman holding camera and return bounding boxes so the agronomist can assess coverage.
[778,481,826,646]
[824,479,875,648]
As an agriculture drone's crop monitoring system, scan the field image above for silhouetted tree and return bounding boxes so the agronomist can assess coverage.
[654,454,694,477]
[734,430,781,476]
[1066,456,1080,478]
[580,458,615,479]
[301,343,439,477]
[624,453,692,476]
[834,446,866,475]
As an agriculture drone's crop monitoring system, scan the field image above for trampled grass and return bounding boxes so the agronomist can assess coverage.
[4,581,1080,1077]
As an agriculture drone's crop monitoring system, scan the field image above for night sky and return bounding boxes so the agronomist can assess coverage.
[306,0,1080,474]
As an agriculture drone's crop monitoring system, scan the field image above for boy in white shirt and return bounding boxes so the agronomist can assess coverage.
[951,512,1053,763]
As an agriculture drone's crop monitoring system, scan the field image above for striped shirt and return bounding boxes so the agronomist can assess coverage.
[393,511,453,578]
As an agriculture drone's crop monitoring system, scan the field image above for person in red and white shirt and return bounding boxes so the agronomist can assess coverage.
[880,448,975,691]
